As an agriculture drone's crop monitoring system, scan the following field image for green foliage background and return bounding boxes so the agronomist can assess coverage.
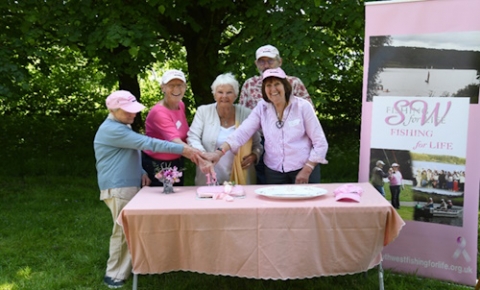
[2,1,477,288]
[0,0,365,140]
[0,0,368,184]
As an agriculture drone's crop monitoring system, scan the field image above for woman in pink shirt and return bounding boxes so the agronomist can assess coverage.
[142,69,190,186]
[212,68,328,184]
[388,163,403,209]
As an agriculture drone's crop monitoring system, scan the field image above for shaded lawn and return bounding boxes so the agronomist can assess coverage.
[0,176,475,290]
[0,115,476,289]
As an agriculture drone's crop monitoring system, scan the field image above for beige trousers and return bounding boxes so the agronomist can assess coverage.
[103,187,138,280]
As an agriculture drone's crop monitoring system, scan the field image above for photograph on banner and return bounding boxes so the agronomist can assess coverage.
[366,31,480,102]
[369,96,469,227]
[362,0,480,285]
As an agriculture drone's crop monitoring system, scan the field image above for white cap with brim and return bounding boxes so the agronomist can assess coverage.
[161,69,186,84]
[106,90,146,113]
[256,44,280,60]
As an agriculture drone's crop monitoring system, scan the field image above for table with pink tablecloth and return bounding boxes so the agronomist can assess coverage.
[117,182,404,280]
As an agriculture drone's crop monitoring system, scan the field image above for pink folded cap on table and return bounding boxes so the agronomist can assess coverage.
[333,184,363,202]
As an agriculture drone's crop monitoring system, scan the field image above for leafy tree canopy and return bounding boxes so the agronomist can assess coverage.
[0,0,365,137]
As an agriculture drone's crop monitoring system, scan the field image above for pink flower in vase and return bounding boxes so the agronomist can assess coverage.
[155,165,183,184]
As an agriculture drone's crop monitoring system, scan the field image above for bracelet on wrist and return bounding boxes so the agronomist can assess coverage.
[216,147,225,156]
[305,163,315,170]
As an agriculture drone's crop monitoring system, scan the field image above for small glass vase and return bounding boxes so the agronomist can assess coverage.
[162,179,174,194]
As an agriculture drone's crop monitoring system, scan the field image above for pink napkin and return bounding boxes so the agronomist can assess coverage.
[196,185,244,201]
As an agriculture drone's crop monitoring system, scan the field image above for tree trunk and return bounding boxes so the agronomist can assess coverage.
[184,35,221,106]
[181,5,226,107]
[118,72,143,132]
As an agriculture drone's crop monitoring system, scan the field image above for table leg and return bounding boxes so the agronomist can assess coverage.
[132,273,138,290]
[378,263,384,290]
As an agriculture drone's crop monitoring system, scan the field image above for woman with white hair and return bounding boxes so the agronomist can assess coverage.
[209,68,328,185]
[187,72,263,185]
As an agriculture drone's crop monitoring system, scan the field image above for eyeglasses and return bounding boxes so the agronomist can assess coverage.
[165,84,186,90]
[256,59,277,66]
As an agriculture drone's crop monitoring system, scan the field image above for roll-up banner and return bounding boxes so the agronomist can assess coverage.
[360,0,480,286]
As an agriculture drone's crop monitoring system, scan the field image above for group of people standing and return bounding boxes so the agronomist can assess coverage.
[93,44,329,288]
[139,45,329,187]
[370,160,403,209]
[414,168,465,192]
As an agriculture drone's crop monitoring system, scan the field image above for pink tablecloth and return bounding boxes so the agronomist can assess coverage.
[117,182,404,279]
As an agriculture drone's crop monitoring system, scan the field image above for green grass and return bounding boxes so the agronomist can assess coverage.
[0,176,474,289]
[0,115,477,289]
[384,185,415,221]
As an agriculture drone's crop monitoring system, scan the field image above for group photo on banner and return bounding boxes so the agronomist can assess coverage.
[360,0,480,287]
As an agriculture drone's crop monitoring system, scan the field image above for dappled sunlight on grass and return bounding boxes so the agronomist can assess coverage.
[0,283,15,290]
[16,267,32,280]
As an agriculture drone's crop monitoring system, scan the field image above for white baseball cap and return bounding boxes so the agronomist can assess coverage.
[161,69,186,84]
[255,45,280,60]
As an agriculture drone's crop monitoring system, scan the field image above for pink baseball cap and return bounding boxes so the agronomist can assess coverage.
[333,184,363,202]
[262,68,287,80]
[105,90,146,113]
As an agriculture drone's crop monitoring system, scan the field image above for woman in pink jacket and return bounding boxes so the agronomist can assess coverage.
[210,68,328,184]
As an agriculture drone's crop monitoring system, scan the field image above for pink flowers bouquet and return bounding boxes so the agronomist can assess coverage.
[154,164,184,194]
[155,166,183,184]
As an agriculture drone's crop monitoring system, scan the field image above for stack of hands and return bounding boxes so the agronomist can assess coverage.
[180,145,314,185]
[181,145,257,176]
[180,146,218,176]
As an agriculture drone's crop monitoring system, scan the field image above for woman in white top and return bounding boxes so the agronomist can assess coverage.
[187,73,263,185]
